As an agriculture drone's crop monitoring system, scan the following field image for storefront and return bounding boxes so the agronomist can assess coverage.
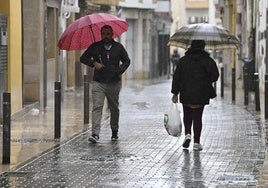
[0,0,22,119]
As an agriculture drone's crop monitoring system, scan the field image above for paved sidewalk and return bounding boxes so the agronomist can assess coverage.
[0,79,267,187]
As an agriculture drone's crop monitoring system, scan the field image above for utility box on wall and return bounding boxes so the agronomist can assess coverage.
[243,57,255,91]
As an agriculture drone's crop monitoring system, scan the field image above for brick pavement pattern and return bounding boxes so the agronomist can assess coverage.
[0,80,266,187]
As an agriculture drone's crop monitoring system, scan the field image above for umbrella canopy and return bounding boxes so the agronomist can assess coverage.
[168,23,240,50]
[58,13,128,51]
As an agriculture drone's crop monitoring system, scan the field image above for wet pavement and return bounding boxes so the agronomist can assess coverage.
[0,78,268,187]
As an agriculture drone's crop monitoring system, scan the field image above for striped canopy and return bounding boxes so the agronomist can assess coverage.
[168,23,240,50]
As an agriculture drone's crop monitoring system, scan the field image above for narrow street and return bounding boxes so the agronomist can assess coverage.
[0,78,266,187]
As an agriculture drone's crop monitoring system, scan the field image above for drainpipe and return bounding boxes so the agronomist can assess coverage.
[58,1,69,101]
[41,0,48,109]
[230,1,237,102]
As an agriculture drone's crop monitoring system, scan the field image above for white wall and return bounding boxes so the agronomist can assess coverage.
[170,0,187,56]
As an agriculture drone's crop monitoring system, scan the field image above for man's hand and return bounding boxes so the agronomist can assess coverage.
[172,94,178,103]
[94,62,105,70]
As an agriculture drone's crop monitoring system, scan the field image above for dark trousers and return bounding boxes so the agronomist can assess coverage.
[182,105,204,143]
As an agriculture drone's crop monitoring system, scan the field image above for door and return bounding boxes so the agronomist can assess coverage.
[0,14,8,122]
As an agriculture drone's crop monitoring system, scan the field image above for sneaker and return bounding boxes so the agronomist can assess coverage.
[111,131,118,141]
[193,143,203,151]
[182,134,191,148]
[88,134,99,143]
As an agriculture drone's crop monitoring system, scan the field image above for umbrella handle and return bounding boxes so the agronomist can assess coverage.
[99,54,104,65]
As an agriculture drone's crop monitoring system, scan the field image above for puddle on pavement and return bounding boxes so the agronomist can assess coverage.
[130,85,144,93]
[132,102,150,110]
[80,154,147,162]
[217,173,256,182]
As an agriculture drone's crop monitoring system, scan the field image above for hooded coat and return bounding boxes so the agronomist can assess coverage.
[171,48,219,105]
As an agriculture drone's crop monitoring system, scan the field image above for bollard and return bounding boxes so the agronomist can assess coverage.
[265,74,268,119]
[232,68,236,102]
[2,92,10,164]
[221,67,224,98]
[54,82,61,139]
[254,73,260,111]
[84,75,90,124]
[244,67,249,106]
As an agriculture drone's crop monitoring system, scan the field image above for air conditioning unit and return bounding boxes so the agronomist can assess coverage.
[188,16,197,24]
[157,23,165,31]
[0,27,7,46]
[62,0,80,13]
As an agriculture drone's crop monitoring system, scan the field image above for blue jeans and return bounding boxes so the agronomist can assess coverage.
[91,81,121,136]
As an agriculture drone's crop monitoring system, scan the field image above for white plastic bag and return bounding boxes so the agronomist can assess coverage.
[164,103,182,137]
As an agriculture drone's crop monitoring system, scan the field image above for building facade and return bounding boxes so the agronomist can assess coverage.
[0,0,171,120]
[220,0,267,93]
[118,0,171,79]
[0,0,80,121]
[0,0,22,118]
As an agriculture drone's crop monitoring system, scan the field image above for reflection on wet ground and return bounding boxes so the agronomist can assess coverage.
[0,88,86,172]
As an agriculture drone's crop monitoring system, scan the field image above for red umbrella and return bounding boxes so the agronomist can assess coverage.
[58,13,128,51]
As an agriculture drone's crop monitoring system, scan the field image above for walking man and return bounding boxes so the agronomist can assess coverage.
[80,25,130,143]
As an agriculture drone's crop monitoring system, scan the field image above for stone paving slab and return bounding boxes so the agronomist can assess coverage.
[0,79,266,188]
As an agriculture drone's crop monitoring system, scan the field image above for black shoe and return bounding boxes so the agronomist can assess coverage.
[88,134,99,143]
[111,131,118,141]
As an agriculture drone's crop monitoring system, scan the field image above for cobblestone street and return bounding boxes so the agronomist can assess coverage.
[0,79,267,187]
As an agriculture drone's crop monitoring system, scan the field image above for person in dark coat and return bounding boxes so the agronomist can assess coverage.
[80,25,130,143]
[171,40,219,151]
[171,49,180,74]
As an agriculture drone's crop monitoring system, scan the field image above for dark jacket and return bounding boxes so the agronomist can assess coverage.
[80,39,130,83]
[171,48,219,105]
